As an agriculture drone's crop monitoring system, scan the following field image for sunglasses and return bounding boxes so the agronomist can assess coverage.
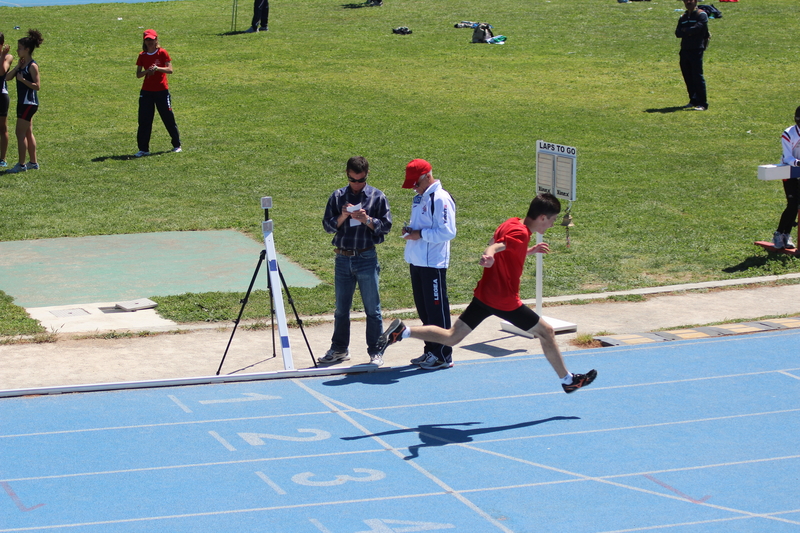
[347,175,367,183]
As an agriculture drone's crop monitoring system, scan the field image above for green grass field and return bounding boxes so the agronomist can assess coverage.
[1,0,799,332]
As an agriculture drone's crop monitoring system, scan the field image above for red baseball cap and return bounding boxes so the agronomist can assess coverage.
[143,29,158,40]
[403,159,432,189]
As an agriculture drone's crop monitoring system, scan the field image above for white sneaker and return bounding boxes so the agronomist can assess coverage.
[369,354,384,367]
[318,349,349,364]
[172,146,182,153]
[134,151,150,158]
[773,231,786,249]
[6,162,26,173]
[785,233,796,249]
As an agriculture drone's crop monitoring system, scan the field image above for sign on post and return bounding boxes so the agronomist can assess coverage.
[536,141,577,201]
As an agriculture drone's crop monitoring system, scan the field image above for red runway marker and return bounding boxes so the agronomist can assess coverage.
[1,482,45,512]
[643,474,711,504]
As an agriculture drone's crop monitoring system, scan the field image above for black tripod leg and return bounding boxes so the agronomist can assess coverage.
[278,266,318,368]
[216,250,266,375]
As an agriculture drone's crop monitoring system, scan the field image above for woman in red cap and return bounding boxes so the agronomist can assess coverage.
[134,29,181,157]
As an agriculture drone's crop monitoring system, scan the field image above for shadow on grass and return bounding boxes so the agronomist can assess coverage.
[218,30,260,36]
[644,106,688,114]
[723,253,797,273]
[91,150,174,162]
[341,2,376,8]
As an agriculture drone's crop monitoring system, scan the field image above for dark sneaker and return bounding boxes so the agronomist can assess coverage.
[318,349,350,364]
[419,353,451,370]
[773,231,786,249]
[378,319,406,352]
[562,369,597,394]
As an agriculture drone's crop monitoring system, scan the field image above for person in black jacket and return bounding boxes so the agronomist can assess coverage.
[675,0,709,111]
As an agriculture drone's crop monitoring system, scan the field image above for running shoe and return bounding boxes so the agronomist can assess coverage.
[419,353,451,370]
[317,349,350,364]
[6,163,26,173]
[377,319,406,352]
[369,354,384,367]
[784,233,796,250]
[172,146,182,153]
[410,353,429,365]
[562,369,597,394]
[0,160,7,168]
[134,151,150,158]
[773,231,786,249]
[25,162,39,170]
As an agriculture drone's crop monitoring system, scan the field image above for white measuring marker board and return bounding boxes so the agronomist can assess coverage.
[758,164,800,181]
[262,215,295,371]
[500,141,578,338]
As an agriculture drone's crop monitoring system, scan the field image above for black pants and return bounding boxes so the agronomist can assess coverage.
[137,90,181,152]
[251,0,269,29]
[778,179,800,234]
[679,49,707,108]
[409,265,452,363]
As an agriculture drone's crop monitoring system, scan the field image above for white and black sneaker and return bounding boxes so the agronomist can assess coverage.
[5,162,26,173]
[418,353,451,370]
[784,233,796,250]
[318,349,350,364]
[410,353,429,365]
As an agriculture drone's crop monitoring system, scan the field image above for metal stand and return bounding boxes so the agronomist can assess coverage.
[216,197,316,375]
[230,0,238,33]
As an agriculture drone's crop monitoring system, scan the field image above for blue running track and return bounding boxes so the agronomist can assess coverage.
[2,329,800,532]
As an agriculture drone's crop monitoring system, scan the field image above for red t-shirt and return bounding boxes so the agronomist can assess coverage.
[136,48,171,92]
[473,217,532,311]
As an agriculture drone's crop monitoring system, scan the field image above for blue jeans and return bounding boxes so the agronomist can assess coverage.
[331,248,383,355]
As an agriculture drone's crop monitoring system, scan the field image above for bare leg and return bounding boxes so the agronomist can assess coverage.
[528,318,568,379]
[25,122,36,164]
[0,116,8,162]
[15,118,30,165]
[409,319,473,347]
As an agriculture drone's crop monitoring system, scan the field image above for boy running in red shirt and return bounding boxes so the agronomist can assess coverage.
[378,193,597,393]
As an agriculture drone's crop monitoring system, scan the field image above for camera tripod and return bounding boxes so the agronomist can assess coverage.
[216,197,316,375]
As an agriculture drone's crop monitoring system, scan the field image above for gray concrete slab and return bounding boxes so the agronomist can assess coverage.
[2,279,800,393]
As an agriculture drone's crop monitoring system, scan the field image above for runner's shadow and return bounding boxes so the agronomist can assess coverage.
[343,416,580,459]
